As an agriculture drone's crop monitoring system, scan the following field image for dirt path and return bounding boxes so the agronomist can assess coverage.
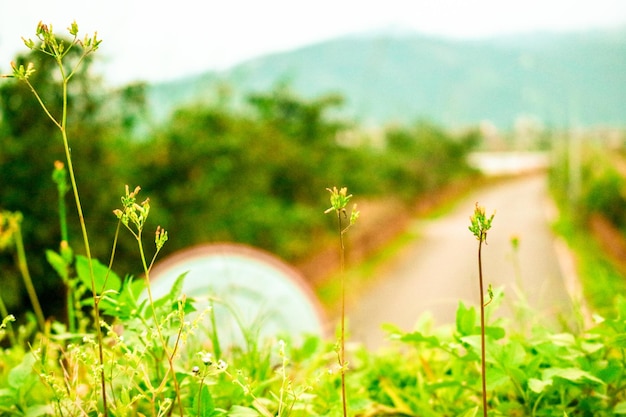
[345,173,578,350]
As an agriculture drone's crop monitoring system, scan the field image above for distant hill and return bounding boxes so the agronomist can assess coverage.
[147,27,626,129]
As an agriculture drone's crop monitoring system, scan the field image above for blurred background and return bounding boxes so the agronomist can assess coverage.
[1,0,625,326]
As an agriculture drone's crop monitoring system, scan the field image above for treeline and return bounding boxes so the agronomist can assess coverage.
[0,47,479,313]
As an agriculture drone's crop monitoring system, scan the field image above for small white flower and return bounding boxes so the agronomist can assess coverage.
[200,352,213,365]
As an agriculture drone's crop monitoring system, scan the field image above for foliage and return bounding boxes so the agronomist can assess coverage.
[550,139,626,228]
[8,20,626,417]
[549,137,626,316]
[1,23,480,322]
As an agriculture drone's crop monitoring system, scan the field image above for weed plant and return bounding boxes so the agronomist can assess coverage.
[325,186,359,417]
[2,21,626,417]
[469,202,495,417]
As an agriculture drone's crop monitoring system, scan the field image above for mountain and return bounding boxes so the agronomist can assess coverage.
[147,27,626,129]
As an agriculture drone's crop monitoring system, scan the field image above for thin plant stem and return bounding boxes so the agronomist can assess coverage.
[0,296,17,347]
[21,47,109,417]
[53,162,76,333]
[325,186,358,417]
[209,299,222,360]
[13,219,46,331]
[8,21,107,414]
[137,233,184,416]
[336,210,348,417]
[469,202,494,417]
[478,238,488,417]
[59,80,109,417]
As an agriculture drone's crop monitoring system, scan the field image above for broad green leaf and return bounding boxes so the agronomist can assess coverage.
[458,406,478,417]
[484,325,505,340]
[542,367,604,385]
[152,272,188,312]
[549,333,576,346]
[456,302,477,336]
[100,275,146,319]
[228,406,259,416]
[614,401,626,414]
[75,255,122,295]
[297,334,321,358]
[45,249,69,281]
[487,367,510,391]
[167,271,187,301]
[528,377,552,393]
[24,404,53,417]
[611,334,626,348]
[8,353,36,389]
[498,340,526,367]
[397,330,441,347]
[192,384,215,417]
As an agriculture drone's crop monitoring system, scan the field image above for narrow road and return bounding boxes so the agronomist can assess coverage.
[346,173,577,350]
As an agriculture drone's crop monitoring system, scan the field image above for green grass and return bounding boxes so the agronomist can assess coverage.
[552,214,626,318]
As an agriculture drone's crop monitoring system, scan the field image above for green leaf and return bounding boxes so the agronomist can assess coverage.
[611,334,626,348]
[487,367,510,391]
[456,302,477,336]
[398,330,441,347]
[75,255,122,295]
[152,272,189,313]
[458,406,478,417]
[614,401,626,414]
[8,353,36,389]
[24,404,53,417]
[528,377,552,393]
[100,276,146,319]
[227,406,259,416]
[192,384,215,417]
[167,271,187,301]
[484,325,505,340]
[497,340,526,367]
[542,367,604,385]
[46,249,69,281]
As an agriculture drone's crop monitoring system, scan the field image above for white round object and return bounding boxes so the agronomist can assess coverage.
[147,243,327,346]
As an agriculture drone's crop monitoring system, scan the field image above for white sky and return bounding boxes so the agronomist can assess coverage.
[1,0,626,86]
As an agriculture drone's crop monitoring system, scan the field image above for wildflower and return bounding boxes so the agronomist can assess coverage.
[200,352,213,366]
[469,202,495,243]
[155,226,168,250]
[114,185,150,235]
[324,186,360,234]
[324,186,352,215]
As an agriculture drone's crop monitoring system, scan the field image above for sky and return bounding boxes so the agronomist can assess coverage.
[1,0,626,86]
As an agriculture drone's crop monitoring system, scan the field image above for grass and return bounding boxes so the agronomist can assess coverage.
[552,214,626,319]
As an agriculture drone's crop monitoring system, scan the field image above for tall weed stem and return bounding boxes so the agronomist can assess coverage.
[325,186,359,417]
[114,186,183,415]
[12,215,46,331]
[7,21,109,415]
[52,161,77,332]
[469,202,495,417]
